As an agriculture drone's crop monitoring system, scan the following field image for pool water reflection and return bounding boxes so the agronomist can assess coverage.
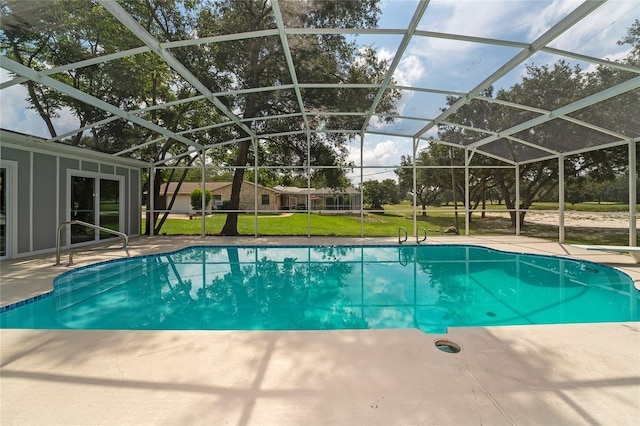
[1,245,638,333]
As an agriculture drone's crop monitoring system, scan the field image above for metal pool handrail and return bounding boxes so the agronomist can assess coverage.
[398,226,408,244]
[417,227,427,244]
[55,220,129,266]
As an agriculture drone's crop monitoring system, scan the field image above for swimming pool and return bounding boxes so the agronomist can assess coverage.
[1,245,638,333]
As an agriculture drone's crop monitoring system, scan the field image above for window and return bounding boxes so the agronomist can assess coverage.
[212,194,222,208]
[261,194,270,205]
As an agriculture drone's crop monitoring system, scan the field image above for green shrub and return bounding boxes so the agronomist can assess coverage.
[190,188,212,211]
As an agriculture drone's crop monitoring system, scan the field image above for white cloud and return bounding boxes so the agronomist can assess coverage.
[0,69,79,138]
[409,0,634,64]
[419,1,529,51]
[371,46,426,116]
[394,54,425,87]
[360,139,399,166]
[527,0,578,41]
[546,1,639,56]
[345,136,414,182]
[583,48,632,73]
[377,46,396,63]
[0,77,49,137]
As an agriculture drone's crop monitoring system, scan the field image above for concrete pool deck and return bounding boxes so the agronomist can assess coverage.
[1,235,639,425]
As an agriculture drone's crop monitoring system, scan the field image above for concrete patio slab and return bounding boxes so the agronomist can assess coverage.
[1,236,639,425]
[2,324,638,425]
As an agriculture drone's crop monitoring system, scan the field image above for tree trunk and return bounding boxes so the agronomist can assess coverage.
[481,189,486,218]
[26,80,58,137]
[496,179,521,229]
[145,168,164,235]
[9,44,59,137]
[146,156,196,235]
[506,203,531,228]
[221,140,251,235]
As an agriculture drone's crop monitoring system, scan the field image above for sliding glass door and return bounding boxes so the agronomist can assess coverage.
[99,179,120,239]
[70,175,122,244]
[71,176,96,244]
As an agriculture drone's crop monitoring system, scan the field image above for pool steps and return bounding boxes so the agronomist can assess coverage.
[54,259,170,311]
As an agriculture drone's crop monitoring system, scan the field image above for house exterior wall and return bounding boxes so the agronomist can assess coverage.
[0,131,145,259]
[278,191,361,211]
[281,194,307,210]
[166,194,194,213]
[212,184,279,211]
[33,152,57,251]
[164,182,280,213]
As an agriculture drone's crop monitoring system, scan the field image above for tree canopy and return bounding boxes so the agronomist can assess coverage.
[1,0,399,235]
[1,2,637,236]
[407,20,640,226]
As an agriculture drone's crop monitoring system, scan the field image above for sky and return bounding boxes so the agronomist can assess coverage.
[346,0,639,182]
[1,0,638,183]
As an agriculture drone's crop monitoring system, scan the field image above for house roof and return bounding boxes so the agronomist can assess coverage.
[0,129,148,168]
[160,181,280,195]
[274,185,360,195]
[159,182,230,195]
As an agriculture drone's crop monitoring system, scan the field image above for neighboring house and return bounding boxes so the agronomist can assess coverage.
[273,185,361,211]
[158,181,281,212]
[0,129,145,259]
[158,181,360,214]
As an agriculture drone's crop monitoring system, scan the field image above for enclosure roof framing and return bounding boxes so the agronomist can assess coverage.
[412,0,606,138]
[1,0,638,167]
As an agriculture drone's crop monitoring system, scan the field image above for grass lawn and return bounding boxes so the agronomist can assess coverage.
[144,201,638,246]
[148,213,423,237]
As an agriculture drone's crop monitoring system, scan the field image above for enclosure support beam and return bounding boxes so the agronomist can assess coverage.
[307,133,311,238]
[630,141,637,246]
[360,132,365,238]
[413,138,418,236]
[254,137,259,238]
[201,148,206,237]
[0,56,204,152]
[558,155,565,244]
[414,0,606,140]
[465,149,470,236]
[515,164,520,236]
[149,165,155,237]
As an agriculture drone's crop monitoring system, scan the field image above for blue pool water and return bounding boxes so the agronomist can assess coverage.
[1,245,638,333]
